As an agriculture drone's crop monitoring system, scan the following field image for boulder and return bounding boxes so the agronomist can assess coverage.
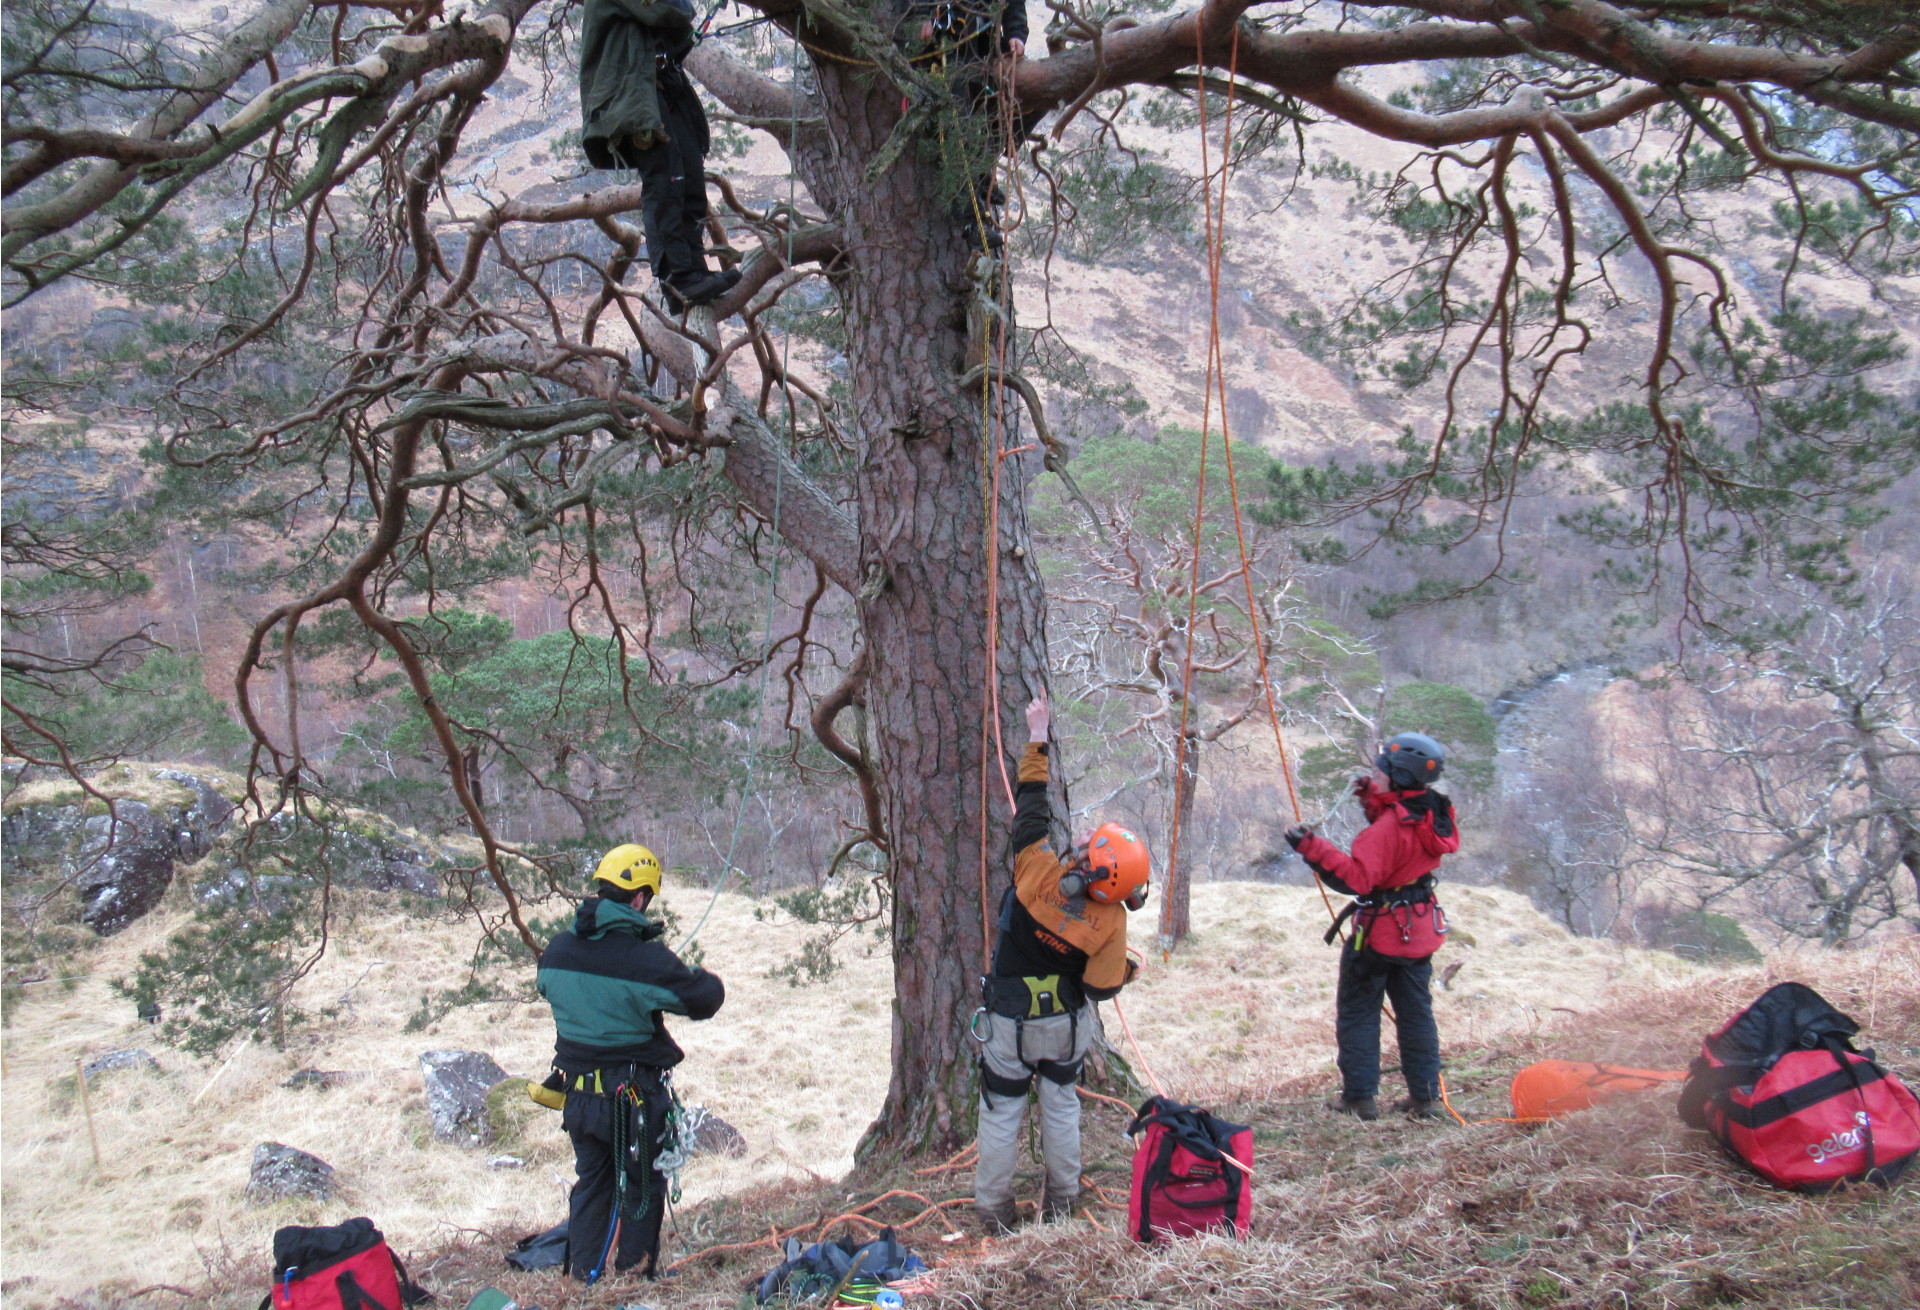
[75,804,177,934]
[82,1048,159,1081]
[684,1104,748,1158]
[246,1142,336,1204]
[420,1050,508,1146]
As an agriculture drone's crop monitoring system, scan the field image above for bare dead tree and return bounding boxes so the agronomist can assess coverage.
[1624,574,1920,945]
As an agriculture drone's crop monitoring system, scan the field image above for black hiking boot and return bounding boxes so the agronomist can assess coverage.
[976,1203,1018,1236]
[662,267,740,313]
[1397,1096,1445,1121]
[1326,1095,1379,1121]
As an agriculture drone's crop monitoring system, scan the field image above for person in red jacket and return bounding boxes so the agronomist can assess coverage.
[1287,732,1459,1121]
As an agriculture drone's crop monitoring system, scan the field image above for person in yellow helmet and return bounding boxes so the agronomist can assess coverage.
[536,843,724,1282]
[974,692,1149,1233]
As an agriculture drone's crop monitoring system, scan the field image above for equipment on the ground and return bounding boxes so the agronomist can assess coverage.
[1125,1096,1253,1243]
[462,1292,519,1310]
[1061,822,1150,908]
[1509,1060,1686,1121]
[1679,981,1920,1191]
[505,1223,568,1272]
[1377,732,1446,787]
[593,843,662,895]
[752,1228,928,1305]
[265,1217,430,1310]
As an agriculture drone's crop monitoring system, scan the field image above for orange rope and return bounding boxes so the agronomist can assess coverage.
[1438,1071,1547,1127]
[1157,21,1239,955]
[1076,1084,1136,1115]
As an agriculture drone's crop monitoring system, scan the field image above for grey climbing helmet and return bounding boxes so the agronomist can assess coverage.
[1377,731,1447,788]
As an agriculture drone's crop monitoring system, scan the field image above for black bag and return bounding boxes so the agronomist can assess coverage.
[504,1222,569,1272]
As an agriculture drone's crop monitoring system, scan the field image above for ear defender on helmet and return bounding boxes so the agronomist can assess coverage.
[1376,732,1448,788]
[593,842,663,896]
[1079,822,1151,907]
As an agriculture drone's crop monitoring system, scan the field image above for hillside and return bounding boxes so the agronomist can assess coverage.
[6,873,1916,1308]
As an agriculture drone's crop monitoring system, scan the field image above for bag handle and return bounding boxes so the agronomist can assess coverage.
[1823,1035,1879,1176]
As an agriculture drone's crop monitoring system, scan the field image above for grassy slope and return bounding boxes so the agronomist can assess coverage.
[5,882,1916,1308]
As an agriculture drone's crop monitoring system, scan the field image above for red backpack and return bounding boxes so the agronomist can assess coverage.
[1125,1097,1254,1243]
[1679,982,1920,1192]
[264,1218,430,1310]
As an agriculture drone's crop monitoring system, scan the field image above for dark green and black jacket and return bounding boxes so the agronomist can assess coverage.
[579,0,703,168]
[537,897,724,1071]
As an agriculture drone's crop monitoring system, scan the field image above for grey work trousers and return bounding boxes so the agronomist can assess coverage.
[973,1007,1093,1220]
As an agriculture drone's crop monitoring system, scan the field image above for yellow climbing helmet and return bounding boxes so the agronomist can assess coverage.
[592,843,663,896]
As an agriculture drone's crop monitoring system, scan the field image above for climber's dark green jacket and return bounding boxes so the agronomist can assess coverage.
[537,896,724,1071]
[579,0,699,168]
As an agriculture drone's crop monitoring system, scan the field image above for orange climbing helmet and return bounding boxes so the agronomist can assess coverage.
[1080,822,1151,909]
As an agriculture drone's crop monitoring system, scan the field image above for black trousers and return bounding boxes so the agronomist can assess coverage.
[562,1072,672,1281]
[1336,942,1441,1102]
[621,77,712,287]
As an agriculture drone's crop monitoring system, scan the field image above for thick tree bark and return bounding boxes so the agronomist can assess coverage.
[771,57,1053,1163]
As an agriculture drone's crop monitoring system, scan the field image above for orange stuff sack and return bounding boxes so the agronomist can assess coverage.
[1510,1060,1687,1120]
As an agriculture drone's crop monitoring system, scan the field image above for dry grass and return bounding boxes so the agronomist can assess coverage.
[3,885,1915,1309]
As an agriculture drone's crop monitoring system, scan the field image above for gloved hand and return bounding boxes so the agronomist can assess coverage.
[1284,824,1314,851]
[626,128,663,153]
[1352,774,1373,798]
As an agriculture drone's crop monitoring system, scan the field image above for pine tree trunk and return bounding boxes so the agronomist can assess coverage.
[796,61,1053,1164]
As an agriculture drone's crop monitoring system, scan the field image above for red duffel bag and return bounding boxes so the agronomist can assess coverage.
[1125,1096,1253,1242]
[1678,982,1920,1192]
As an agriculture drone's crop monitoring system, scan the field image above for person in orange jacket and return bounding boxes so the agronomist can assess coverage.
[1288,732,1459,1121]
[973,691,1150,1232]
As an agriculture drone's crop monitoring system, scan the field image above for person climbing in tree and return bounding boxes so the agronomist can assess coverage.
[578,0,740,311]
[895,0,1029,250]
[1287,733,1459,1122]
[537,843,725,1282]
[975,691,1149,1233]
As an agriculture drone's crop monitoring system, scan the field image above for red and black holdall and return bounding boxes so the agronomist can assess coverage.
[1678,981,1920,1192]
[263,1217,431,1310]
[1125,1096,1254,1242]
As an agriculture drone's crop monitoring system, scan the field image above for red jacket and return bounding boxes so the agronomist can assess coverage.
[1296,780,1458,896]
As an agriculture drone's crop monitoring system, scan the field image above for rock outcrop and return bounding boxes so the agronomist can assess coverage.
[2,760,446,935]
[2,764,239,935]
